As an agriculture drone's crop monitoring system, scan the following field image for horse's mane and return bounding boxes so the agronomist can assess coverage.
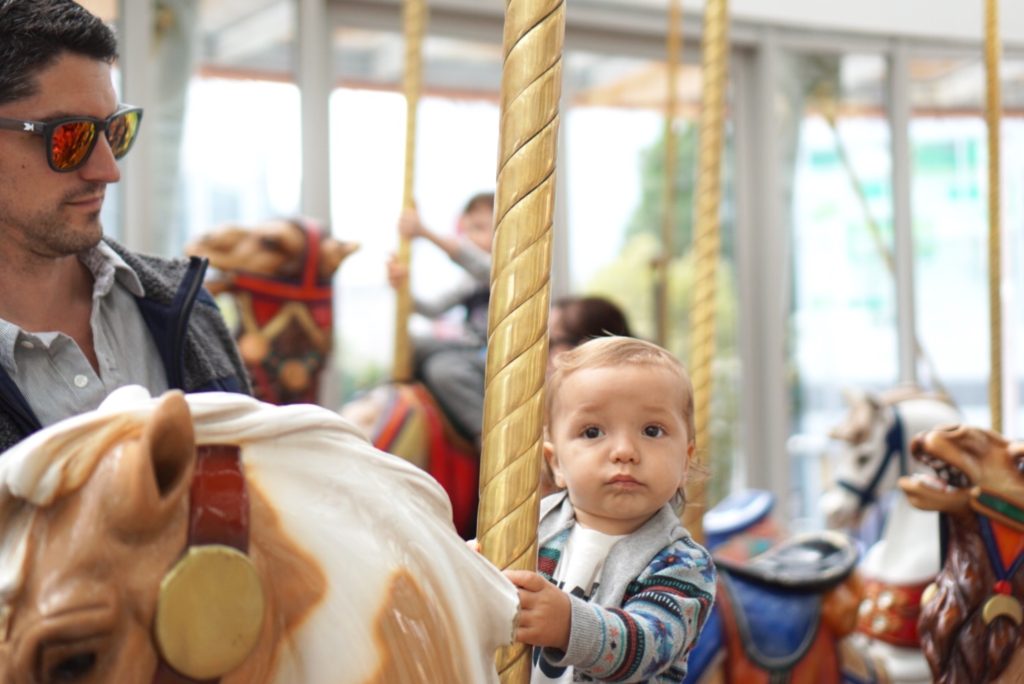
[921,512,1020,683]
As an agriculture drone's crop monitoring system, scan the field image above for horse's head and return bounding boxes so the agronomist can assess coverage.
[186,218,358,289]
[902,424,1024,526]
[0,388,517,683]
[820,387,959,529]
[186,218,358,404]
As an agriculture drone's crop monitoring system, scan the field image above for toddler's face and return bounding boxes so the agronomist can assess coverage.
[460,205,494,253]
[545,364,692,535]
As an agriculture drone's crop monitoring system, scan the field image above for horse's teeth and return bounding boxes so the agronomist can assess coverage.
[912,473,950,492]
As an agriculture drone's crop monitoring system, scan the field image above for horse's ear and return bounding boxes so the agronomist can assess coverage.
[319,239,359,279]
[107,391,195,533]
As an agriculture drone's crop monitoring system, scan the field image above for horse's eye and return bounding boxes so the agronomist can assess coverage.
[855,453,871,468]
[1015,458,1024,475]
[38,646,98,683]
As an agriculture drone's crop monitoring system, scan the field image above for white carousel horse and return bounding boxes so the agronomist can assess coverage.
[819,387,960,684]
[0,387,516,683]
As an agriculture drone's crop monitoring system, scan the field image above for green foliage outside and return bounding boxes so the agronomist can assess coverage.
[582,120,741,510]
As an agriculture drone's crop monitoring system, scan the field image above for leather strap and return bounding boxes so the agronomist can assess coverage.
[153,444,248,684]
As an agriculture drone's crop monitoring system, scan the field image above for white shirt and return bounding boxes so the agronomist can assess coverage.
[0,242,169,427]
[532,524,625,684]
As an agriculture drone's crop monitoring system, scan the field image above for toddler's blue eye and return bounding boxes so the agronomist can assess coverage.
[644,425,665,437]
[583,426,602,439]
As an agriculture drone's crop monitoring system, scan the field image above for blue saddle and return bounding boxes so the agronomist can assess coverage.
[683,531,859,681]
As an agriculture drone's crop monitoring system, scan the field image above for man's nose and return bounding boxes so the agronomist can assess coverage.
[78,134,121,184]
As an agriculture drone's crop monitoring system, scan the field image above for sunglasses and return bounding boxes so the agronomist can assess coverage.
[0,105,143,172]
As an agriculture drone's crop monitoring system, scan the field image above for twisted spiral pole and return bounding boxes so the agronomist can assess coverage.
[682,0,729,541]
[985,0,1003,432]
[392,0,426,382]
[477,1,565,681]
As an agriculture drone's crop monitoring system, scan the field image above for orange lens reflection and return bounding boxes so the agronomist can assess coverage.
[50,121,97,170]
[107,110,140,158]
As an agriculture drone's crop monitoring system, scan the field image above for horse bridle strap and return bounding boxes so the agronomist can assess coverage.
[836,411,905,509]
[152,445,265,683]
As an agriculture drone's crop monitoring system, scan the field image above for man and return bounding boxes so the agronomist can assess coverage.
[0,0,250,451]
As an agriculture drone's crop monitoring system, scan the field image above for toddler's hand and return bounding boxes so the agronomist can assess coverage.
[505,569,571,651]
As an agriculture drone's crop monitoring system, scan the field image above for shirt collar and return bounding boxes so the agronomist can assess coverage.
[78,241,146,299]
[0,242,146,375]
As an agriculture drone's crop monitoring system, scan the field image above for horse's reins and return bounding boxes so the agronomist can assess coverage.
[971,490,1024,626]
[152,444,264,683]
[837,410,906,511]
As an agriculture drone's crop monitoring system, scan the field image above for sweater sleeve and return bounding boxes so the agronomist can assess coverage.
[450,240,492,284]
[539,540,716,683]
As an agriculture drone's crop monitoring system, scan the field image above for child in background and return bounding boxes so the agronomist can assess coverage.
[507,336,716,683]
[386,192,494,445]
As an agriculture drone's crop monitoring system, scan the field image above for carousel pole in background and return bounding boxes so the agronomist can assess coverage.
[392,0,427,382]
[654,0,683,348]
[477,0,566,681]
[985,0,1003,433]
[682,0,729,542]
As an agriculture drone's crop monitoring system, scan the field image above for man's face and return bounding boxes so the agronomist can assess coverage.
[0,52,122,259]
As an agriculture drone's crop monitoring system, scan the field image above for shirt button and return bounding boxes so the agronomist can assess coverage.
[74,374,89,388]
[19,340,33,350]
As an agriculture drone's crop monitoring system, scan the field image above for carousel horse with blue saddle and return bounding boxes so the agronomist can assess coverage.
[684,490,890,684]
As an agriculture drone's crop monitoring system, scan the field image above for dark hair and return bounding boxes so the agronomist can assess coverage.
[551,295,632,347]
[461,191,495,215]
[0,0,118,106]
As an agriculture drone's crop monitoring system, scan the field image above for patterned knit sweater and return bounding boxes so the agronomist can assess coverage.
[535,492,716,683]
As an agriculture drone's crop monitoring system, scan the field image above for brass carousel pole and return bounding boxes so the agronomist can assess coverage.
[985,0,1003,432]
[654,0,683,348]
[682,0,729,542]
[392,0,426,382]
[477,0,565,681]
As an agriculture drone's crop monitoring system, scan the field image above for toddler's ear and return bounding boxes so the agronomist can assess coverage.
[543,441,566,488]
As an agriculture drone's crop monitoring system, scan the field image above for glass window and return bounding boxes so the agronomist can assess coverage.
[329,29,502,397]
[563,51,742,506]
[909,56,1024,432]
[781,52,894,523]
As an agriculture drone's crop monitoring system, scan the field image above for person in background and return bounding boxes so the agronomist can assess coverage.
[507,336,715,683]
[0,0,249,452]
[548,295,633,369]
[387,191,494,446]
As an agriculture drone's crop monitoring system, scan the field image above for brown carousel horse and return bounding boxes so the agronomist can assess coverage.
[186,218,357,405]
[187,221,478,537]
[901,424,1024,684]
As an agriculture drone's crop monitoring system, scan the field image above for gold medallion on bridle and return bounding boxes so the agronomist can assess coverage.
[155,545,266,679]
[982,594,1023,626]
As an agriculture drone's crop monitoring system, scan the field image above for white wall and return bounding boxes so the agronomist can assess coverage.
[677,0,1024,48]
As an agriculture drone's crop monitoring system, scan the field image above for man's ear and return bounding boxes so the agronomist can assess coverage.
[543,441,566,488]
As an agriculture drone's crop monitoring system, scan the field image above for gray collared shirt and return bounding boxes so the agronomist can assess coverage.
[0,242,169,427]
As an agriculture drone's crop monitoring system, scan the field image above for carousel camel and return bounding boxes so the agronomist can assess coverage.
[900,424,1024,684]
[186,218,358,405]
[0,387,517,683]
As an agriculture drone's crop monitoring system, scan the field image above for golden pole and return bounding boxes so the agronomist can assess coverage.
[985,0,1003,432]
[682,0,729,542]
[477,1,565,681]
[392,0,426,382]
[655,0,683,348]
